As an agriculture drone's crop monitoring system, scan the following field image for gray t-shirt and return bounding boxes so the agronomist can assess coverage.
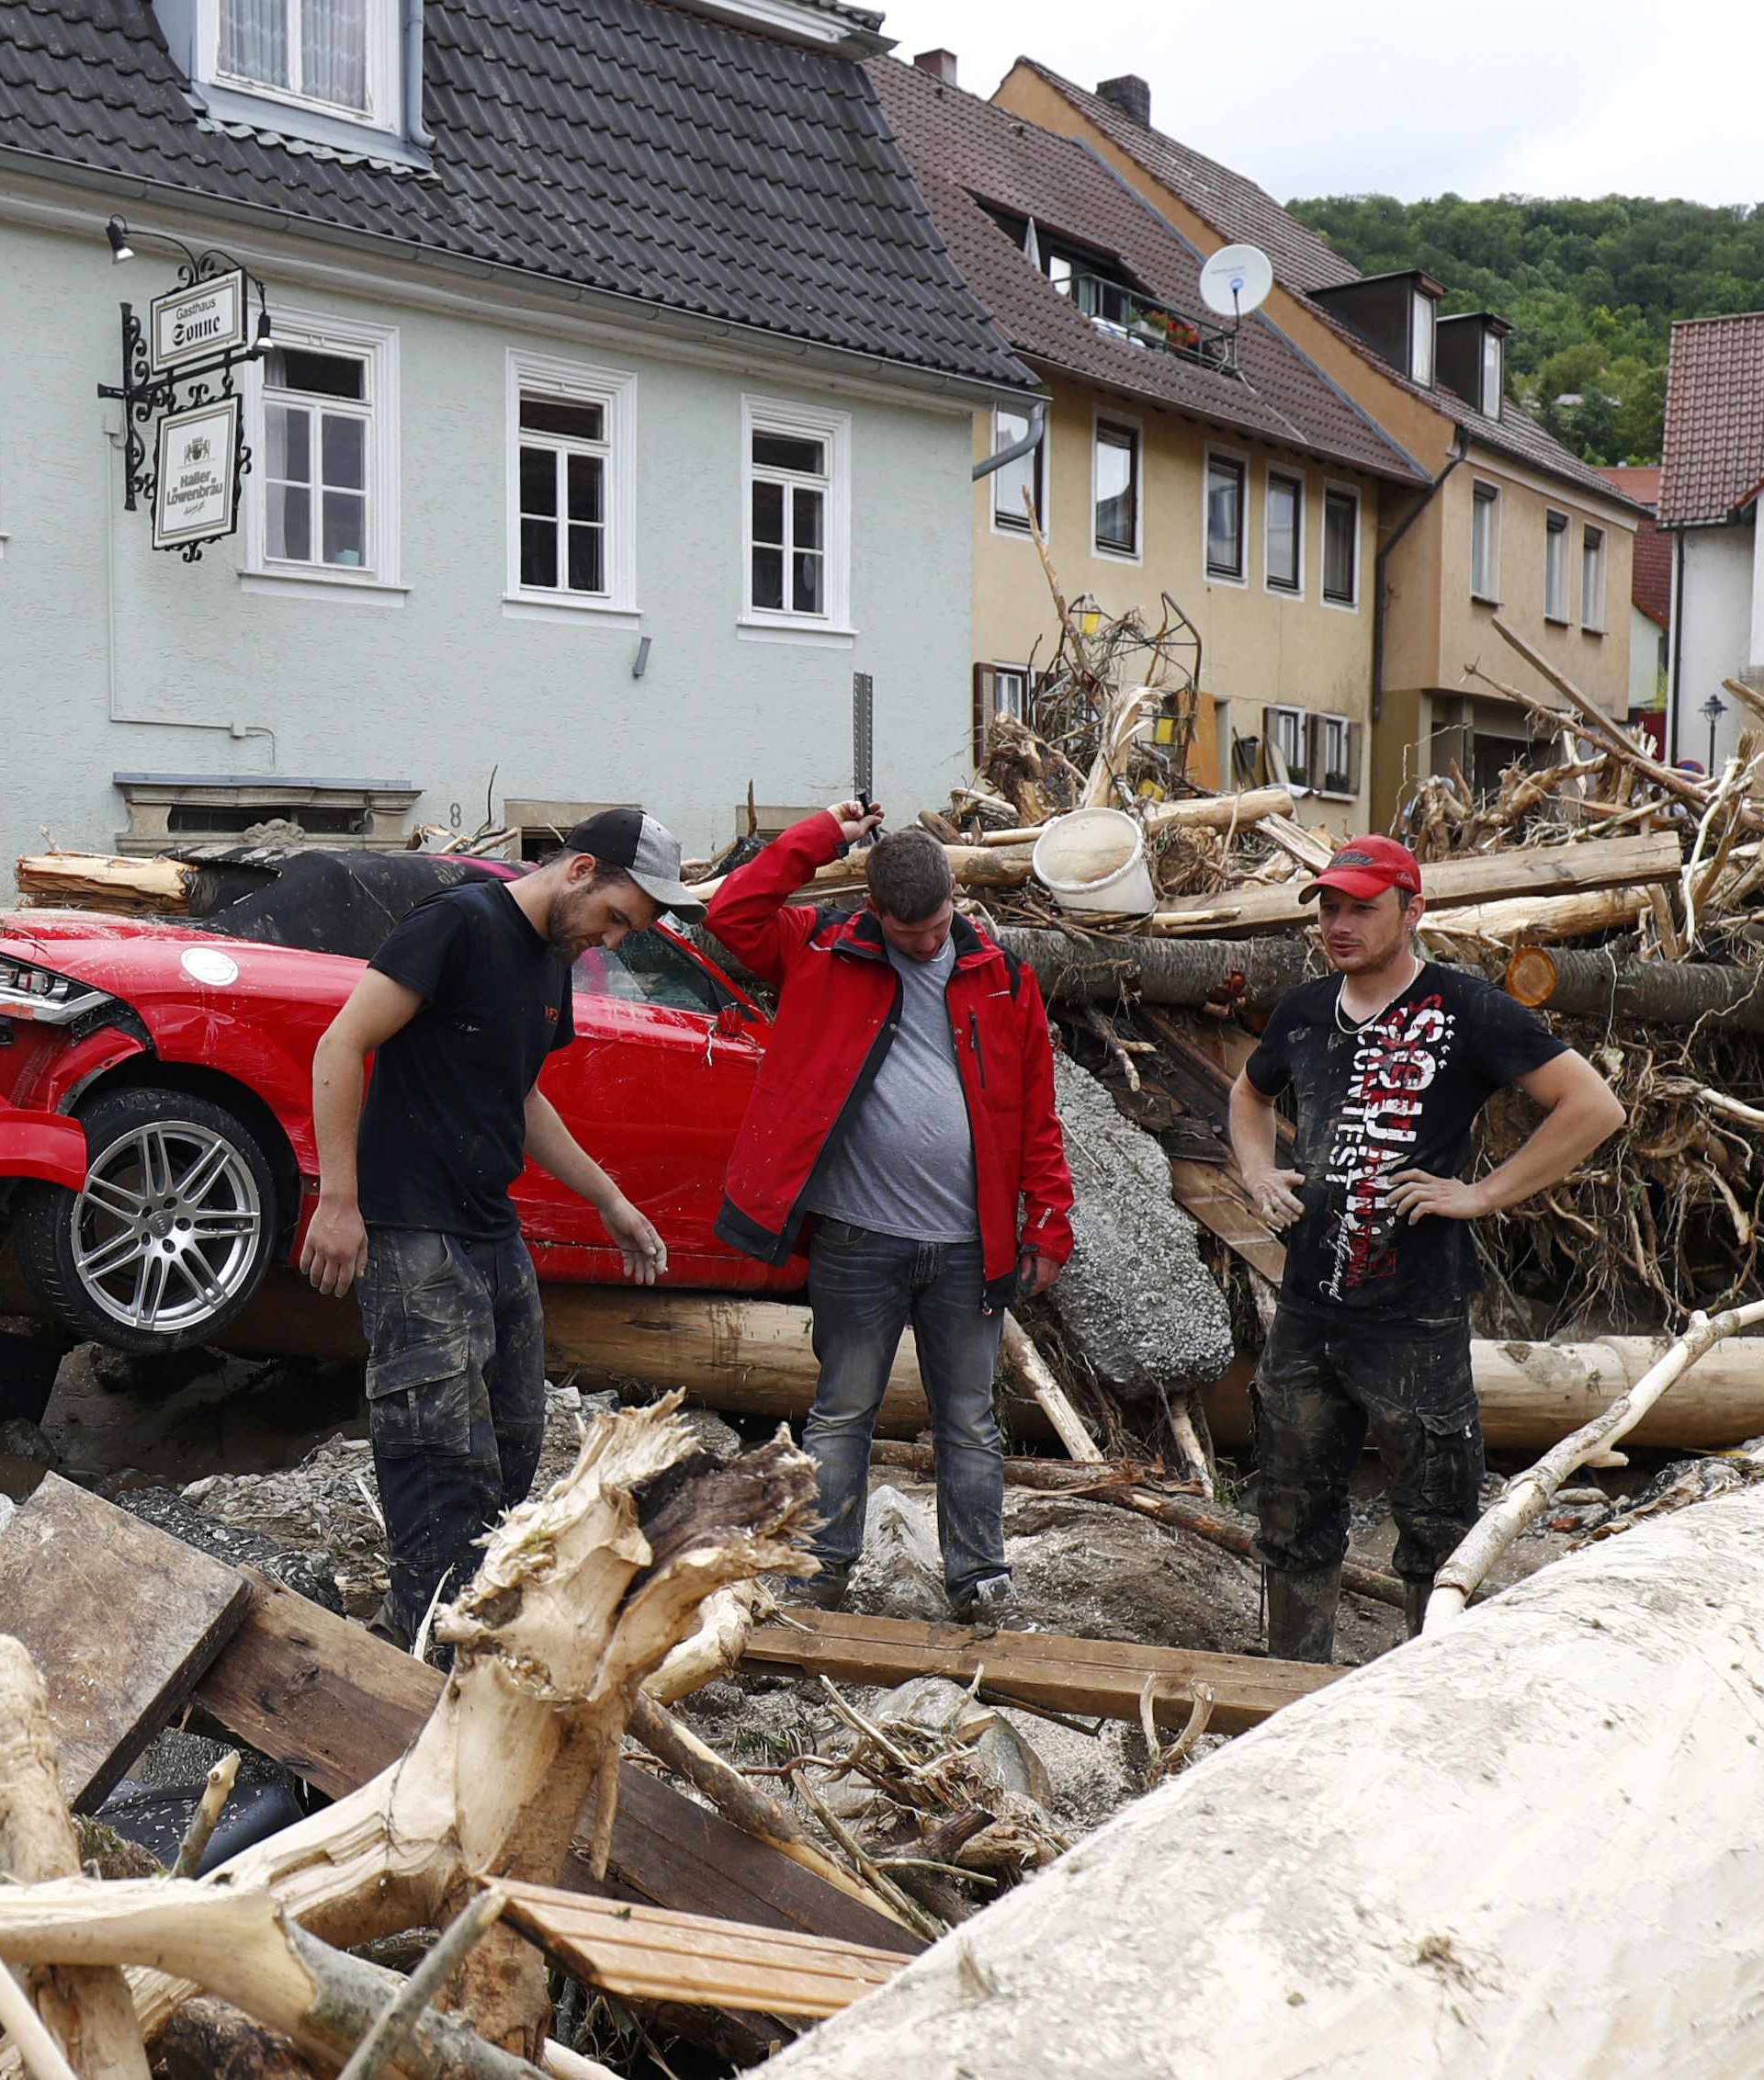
[807,938,978,1243]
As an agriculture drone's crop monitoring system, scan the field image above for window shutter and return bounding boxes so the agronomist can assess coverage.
[972,663,990,766]
[1348,721,1364,799]
[1260,705,1280,787]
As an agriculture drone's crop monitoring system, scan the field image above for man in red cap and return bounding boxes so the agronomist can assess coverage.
[1228,833,1625,1658]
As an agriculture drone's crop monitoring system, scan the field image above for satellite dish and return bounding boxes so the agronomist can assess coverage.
[1199,243,1273,320]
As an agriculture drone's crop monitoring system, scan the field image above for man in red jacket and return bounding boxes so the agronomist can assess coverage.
[707,802,1074,1623]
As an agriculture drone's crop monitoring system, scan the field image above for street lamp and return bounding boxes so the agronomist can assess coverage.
[1702,692,1728,774]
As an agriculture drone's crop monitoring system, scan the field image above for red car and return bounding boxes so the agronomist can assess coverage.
[0,852,796,1358]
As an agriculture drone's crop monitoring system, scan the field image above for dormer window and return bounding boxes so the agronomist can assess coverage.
[217,0,383,117]
[1046,245,1136,331]
[1481,328,1503,419]
[1409,288,1436,385]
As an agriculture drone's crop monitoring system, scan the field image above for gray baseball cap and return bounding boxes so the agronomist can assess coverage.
[563,808,707,922]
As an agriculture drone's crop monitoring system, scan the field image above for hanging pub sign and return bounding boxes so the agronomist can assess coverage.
[152,395,242,552]
[148,267,248,376]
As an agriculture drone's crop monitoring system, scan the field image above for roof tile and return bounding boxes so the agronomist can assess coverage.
[0,0,1032,390]
[1659,312,1764,528]
[869,60,1423,484]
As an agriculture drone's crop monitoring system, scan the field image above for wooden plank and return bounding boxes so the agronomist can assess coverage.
[1168,1157,1287,1284]
[1141,830,1681,937]
[0,1472,252,1810]
[194,1572,922,1960]
[496,1881,903,2020]
[743,1609,1337,1736]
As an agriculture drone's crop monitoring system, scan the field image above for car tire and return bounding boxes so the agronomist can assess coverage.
[15,1086,278,1356]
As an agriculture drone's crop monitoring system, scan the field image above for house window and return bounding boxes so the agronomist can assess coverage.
[248,311,399,589]
[1205,454,1246,581]
[1481,330,1503,419]
[1263,705,1309,787]
[210,0,398,124]
[1093,419,1140,557]
[991,405,1044,535]
[1265,470,1302,593]
[1409,289,1435,385]
[1046,247,1135,330]
[505,352,637,615]
[1471,483,1500,601]
[1581,526,1606,632]
[973,662,1032,760]
[1322,487,1359,606]
[743,397,852,629]
[1309,712,1360,797]
[1544,512,1569,621]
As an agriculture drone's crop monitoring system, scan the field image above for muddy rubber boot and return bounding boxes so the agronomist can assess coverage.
[1403,1577,1432,1640]
[1264,1563,1341,1665]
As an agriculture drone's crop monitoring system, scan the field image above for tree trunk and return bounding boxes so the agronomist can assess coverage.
[1422,887,1647,944]
[758,1487,1764,2080]
[0,1402,815,2074]
[12,856,192,914]
[151,1998,318,2080]
[990,930,1309,1010]
[0,1636,151,2078]
[1505,947,1764,1031]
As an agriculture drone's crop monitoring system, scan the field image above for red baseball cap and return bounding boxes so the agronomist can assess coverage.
[1299,834,1422,903]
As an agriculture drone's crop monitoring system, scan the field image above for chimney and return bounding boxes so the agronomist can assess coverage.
[1097,73,1151,127]
[913,49,958,87]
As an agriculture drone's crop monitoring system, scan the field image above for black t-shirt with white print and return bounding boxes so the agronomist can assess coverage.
[1245,963,1567,1328]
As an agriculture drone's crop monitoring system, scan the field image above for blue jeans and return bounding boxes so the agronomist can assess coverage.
[805,1218,1007,1600]
[358,1227,548,1644]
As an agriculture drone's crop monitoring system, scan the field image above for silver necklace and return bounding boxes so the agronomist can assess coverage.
[1335,955,1422,1034]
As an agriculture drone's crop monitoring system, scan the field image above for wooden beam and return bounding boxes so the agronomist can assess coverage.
[193,1572,922,1960]
[1137,830,1680,937]
[0,1473,251,1811]
[494,1882,902,2021]
[741,1609,1338,1736]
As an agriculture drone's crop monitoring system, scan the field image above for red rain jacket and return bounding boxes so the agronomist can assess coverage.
[707,813,1075,1310]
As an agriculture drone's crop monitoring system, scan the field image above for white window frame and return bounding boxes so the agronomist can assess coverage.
[1480,329,1504,419]
[1544,510,1570,623]
[1263,704,1309,788]
[740,393,853,639]
[1409,289,1436,386]
[1320,482,1362,611]
[1264,466,1306,598]
[1471,480,1501,603]
[1203,444,1249,587]
[243,307,401,601]
[195,0,399,130]
[1091,410,1143,563]
[989,404,1047,540]
[1309,710,1359,800]
[1581,525,1607,634]
[503,349,637,623]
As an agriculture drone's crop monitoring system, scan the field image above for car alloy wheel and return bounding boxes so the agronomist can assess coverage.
[72,1118,265,1337]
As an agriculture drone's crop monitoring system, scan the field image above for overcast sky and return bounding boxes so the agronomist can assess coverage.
[874,0,1759,209]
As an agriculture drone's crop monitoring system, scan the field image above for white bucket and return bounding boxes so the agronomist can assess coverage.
[1032,807,1156,917]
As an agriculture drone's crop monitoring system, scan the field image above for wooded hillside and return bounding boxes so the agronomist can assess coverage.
[1284,194,1764,467]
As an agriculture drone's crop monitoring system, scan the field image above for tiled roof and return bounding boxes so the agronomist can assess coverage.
[868,61,1425,485]
[0,0,1033,392]
[1598,467,1671,626]
[1011,61,1359,295]
[1013,58,1638,510]
[1659,312,1764,527]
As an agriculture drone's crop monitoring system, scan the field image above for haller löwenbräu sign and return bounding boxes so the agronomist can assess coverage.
[153,396,241,551]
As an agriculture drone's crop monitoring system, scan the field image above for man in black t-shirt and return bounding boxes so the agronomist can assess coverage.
[1228,834,1625,1660]
[300,809,706,1646]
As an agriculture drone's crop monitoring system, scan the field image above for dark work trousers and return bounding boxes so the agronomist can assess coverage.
[1252,1305,1484,1584]
[805,1219,1007,1600]
[358,1226,548,1645]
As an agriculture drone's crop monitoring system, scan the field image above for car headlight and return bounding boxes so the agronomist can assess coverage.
[0,959,114,1025]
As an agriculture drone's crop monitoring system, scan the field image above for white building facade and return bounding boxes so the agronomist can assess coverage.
[0,0,1038,862]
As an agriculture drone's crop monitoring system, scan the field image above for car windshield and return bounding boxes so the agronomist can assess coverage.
[192,851,729,1015]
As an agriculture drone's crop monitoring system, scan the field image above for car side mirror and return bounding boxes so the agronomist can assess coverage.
[714,1001,745,1039]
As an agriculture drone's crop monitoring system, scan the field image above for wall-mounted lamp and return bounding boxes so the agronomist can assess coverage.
[105,216,134,265]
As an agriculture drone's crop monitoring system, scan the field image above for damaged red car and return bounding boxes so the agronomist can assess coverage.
[0,851,793,1359]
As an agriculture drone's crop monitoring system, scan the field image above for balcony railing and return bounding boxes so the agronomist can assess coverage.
[1053,268,1240,374]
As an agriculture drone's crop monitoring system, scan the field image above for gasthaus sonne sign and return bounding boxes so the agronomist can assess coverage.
[148,269,247,376]
[153,395,241,551]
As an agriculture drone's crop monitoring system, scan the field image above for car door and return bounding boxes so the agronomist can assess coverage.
[511,928,773,1287]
